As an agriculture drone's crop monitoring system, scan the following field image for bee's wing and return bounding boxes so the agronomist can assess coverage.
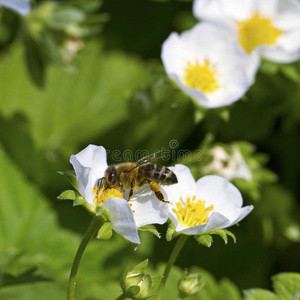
[135,151,162,166]
[123,151,162,172]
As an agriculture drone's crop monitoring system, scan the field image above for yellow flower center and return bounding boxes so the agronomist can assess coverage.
[237,12,283,54]
[92,184,124,211]
[184,59,220,93]
[174,195,214,227]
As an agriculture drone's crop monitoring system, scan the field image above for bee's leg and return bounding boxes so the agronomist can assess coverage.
[128,178,135,202]
[97,177,105,192]
[119,182,126,197]
[140,178,169,203]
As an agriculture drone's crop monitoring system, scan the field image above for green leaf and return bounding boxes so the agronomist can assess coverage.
[0,41,150,154]
[0,268,50,288]
[0,147,80,298]
[195,234,213,247]
[0,282,67,300]
[218,278,241,300]
[243,289,280,300]
[46,8,86,30]
[97,222,113,240]
[138,225,161,239]
[24,37,45,88]
[272,273,300,300]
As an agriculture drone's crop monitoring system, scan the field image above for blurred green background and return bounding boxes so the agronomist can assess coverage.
[1,0,300,299]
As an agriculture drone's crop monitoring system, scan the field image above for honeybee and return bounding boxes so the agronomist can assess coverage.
[98,152,178,203]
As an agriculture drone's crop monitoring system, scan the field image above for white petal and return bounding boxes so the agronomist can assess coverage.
[1,0,31,15]
[129,186,169,227]
[176,212,231,234]
[261,47,300,63]
[196,175,243,205]
[193,0,255,23]
[69,154,91,200]
[230,205,254,225]
[103,198,140,244]
[70,145,108,204]
[195,175,253,224]
[164,164,196,204]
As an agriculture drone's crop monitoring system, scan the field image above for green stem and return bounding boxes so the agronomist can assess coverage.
[114,293,127,300]
[156,235,189,300]
[67,216,104,300]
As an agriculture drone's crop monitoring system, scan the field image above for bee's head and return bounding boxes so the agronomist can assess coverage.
[105,166,118,186]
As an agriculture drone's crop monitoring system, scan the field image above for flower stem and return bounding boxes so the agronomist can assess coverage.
[156,235,189,300]
[114,293,127,300]
[67,216,104,300]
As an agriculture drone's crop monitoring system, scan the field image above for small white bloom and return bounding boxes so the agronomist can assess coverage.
[70,145,169,243]
[203,145,252,181]
[193,0,300,63]
[164,164,253,235]
[0,0,31,15]
[161,22,257,108]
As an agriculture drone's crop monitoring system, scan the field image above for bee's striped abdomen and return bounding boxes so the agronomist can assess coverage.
[139,164,178,186]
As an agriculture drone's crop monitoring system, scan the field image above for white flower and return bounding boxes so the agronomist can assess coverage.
[193,0,300,63]
[203,145,252,181]
[70,145,169,244]
[161,22,257,108]
[0,0,31,15]
[163,164,253,235]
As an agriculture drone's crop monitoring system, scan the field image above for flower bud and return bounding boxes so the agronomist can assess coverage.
[178,270,205,298]
[121,260,160,300]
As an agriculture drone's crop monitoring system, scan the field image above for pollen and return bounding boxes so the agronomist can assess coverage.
[237,12,283,54]
[92,184,124,209]
[184,59,220,93]
[174,195,214,228]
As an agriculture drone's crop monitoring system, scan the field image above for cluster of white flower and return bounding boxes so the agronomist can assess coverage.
[70,145,253,244]
[161,0,300,108]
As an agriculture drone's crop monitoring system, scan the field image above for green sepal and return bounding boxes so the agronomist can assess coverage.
[57,189,78,201]
[121,266,130,289]
[97,222,113,240]
[272,273,300,300]
[151,274,163,289]
[127,285,141,297]
[209,229,228,244]
[225,230,236,243]
[138,225,161,239]
[166,227,175,242]
[220,108,230,122]
[57,189,88,209]
[133,259,149,271]
[95,205,111,221]
[280,64,300,82]
[57,170,78,191]
[195,234,213,247]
